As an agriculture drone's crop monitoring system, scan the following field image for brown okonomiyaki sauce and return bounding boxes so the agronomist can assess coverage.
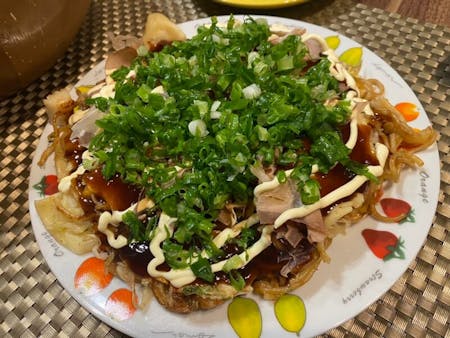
[342,123,379,165]
[317,123,378,214]
[66,122,378,290]
[113,236,314,292]
[64,138,86,167]
[119,241,156,277]
[63,137,140,213]
[74,168,141,214]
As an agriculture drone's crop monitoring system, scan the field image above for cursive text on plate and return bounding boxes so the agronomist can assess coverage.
[342,269,382,304]
[41,231,64,257]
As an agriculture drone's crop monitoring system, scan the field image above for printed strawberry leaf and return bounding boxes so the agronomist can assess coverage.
[399,209,415,224]
[383,237,405,261]
[32,176,46,197]
[33,175,58,197]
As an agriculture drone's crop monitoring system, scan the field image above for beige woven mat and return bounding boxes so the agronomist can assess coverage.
[0,0,448,337]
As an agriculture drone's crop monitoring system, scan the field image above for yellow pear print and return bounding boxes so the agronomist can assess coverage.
[228,297,262,338]
[274,294,306,335]
[325,35,341,50]
[339,47,363,67]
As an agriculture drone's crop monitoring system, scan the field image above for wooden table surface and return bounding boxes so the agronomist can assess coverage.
[359,0,450,26]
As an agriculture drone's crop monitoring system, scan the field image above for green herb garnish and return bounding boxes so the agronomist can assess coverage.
[87,16,373,274]
[191,256,215,283]
[228,270,246,291]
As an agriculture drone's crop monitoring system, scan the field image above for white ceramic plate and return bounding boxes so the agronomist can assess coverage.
[29,15,440,338]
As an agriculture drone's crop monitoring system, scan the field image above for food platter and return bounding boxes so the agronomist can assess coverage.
[214,0,310,9]
[29,15,440,337]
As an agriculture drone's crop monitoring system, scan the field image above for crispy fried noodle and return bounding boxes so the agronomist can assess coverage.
[35,14,436,313]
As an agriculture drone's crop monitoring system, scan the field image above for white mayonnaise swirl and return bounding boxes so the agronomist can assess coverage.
[71,23,386,288]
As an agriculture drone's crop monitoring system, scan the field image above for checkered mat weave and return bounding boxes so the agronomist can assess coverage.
[0,1,448,337]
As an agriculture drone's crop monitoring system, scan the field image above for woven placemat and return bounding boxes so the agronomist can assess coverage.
[0,0,448,337]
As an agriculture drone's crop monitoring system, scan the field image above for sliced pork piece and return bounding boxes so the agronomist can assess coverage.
[271,222,315,277]
[339,81,350,93]
[304,38,323,60]
[105,47,138,73]
[256,179,327,243]
[255,180,300,224]
[70,107,105,147]
[275,222,305,248]
[294,209,327,243]
[273,210,326,246]
[278,240,314,277]
[217,203,247,227]
[269,27,306,45]
[250,163,276,183]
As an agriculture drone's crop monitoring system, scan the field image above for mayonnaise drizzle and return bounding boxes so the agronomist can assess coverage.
[301,33,358,94]
[323,49,358,92]
[97,198,156,249]
[301,33,329,51]
[68,23,388,289]
[98,207,133,249]
[92,83,115,99]
[273,143,389,228]
[212,214,259,248]
[57,150,95,192]
[147,212,177,275]
[210,224,272,275]
[146,213,271,288]
[254,28,379,228]
[58,165,85,192]
[345,109,359,149]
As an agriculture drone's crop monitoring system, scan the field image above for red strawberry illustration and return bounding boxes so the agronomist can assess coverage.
[44,175,58,195]
[362,229,405,261]
[380,198,415,223]
[33,175,59,197]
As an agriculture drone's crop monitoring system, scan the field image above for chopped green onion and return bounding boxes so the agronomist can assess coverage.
[223,255,244,273]
[188,119,209,137]
[277,170,287,184]
[277,55,294,71]
[137,45,148,56]
[242,84,261,99]
[87,16,358,261]
[191,256,214,283]
[301,178,321,205]
[228,270,245,291]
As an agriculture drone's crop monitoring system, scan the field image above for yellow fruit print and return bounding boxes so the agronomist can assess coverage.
[339,47,363,67]
[274,294,306,335]
[325,35,341,50]
[227,294,307,337]
[228,297,262,338]
[76,85,94,94]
